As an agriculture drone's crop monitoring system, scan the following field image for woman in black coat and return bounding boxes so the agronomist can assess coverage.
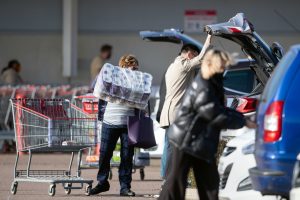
[159,49,256,200]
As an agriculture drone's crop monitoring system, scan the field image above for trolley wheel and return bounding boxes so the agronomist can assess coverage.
[109,169,113,180]
[48,184,56,196]
[85,184,92,196]
[64,183,72,195]
[140,168,145,181]
[10,181,18,195]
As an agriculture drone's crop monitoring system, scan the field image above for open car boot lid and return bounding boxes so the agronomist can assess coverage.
[204,13,284,86]
[140,29,203,50]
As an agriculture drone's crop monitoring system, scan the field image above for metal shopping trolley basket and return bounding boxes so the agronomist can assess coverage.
[10,98,97,196]
[72,94,100,167]
[72,94,99,116]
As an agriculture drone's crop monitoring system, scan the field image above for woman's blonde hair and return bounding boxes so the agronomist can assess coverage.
[118,54,139,68]
[201,49,236,79]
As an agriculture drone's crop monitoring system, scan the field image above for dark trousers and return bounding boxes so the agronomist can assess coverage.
[159,146,219,200]
[97,123,134,192]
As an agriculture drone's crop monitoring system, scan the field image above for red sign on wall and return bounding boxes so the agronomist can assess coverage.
[184,10,217,33]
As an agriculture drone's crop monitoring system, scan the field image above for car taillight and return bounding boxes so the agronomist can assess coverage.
[228,27,242,33]
[236,97,257,113]
[263,101,284,142]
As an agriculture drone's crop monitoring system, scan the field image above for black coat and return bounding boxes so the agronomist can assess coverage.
[168,73,246,163]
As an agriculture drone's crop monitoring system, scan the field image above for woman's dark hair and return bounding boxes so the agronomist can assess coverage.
[1,59,20,74]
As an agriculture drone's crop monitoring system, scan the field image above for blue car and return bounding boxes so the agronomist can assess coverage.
[249,44,300,198]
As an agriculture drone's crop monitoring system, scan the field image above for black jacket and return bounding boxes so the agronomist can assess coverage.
[168,73,245,163]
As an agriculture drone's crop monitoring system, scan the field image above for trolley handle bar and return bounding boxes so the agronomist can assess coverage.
[73,95,96,99]
[11,103,96,120]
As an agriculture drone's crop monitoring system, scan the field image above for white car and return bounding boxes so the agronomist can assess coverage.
[141,116,165,158]
[218,129,276,200]
[290,188,300,200]
[290,154,300,200]
[140,86,165,158]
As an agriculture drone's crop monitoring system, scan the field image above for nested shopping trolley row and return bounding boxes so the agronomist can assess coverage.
[10,98,97,196]
[0,85,90,137]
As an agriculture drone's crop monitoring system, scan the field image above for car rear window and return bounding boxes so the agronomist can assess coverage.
[261,51,296,102]
[223,69,255,93]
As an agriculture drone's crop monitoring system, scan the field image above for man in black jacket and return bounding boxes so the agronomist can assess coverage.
[159,49,256,200]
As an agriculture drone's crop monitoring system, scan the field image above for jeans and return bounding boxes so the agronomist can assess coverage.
[161,128,173,179]
[96,123,134,192]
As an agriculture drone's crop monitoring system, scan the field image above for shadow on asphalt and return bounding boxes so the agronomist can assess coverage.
[135,179,162,182]
[99,194,159,198]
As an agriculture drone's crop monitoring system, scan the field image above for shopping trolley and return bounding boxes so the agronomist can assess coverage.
[73,94,150,181]
[72,94,101,167]
[72,94,99,116]
[55,85,90,100]
[10,98,97,196]
[0,86,15,130]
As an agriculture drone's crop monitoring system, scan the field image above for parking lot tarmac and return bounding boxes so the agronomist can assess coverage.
[0,153,162,200]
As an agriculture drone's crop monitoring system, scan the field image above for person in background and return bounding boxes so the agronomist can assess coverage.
[90,55,139,197]
[159,49,257,200]
[159,35,212,182]
[90,44,112,82]
[1,59,23,85]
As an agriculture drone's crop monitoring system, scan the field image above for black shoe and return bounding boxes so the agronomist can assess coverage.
[90,182,110,195]
[120,189,135,196]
